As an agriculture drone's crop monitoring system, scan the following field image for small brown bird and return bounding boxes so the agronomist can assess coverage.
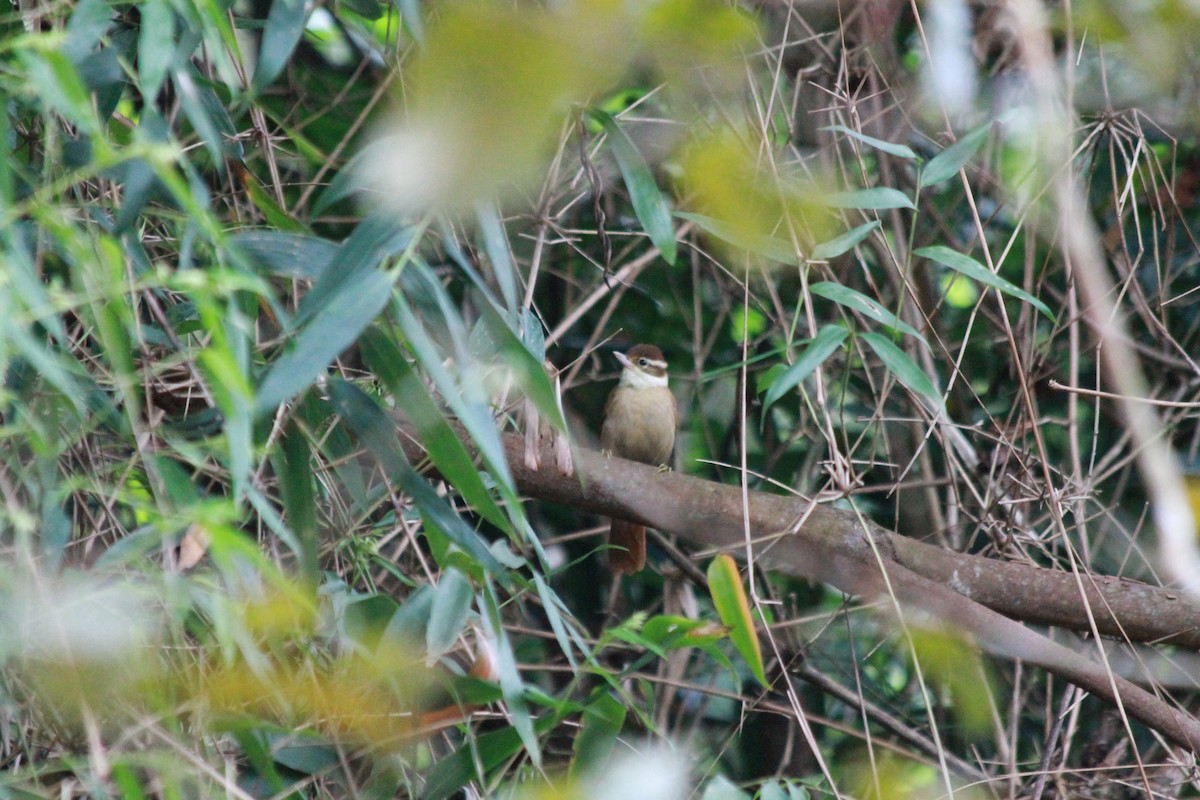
[600,344,677,574]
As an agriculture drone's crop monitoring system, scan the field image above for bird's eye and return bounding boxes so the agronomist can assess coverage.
[638,358,648,366]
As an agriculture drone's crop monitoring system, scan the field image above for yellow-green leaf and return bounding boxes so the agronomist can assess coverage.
[707,554,766,687]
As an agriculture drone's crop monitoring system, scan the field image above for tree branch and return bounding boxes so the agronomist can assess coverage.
[411,425,1200,752]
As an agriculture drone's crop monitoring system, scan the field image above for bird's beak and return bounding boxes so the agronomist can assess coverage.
[613,351,633,370]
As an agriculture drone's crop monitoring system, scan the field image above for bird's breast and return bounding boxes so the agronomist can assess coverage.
[601,386,676,465]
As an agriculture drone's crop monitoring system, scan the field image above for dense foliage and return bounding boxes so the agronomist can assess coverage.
[3,0,1200,797]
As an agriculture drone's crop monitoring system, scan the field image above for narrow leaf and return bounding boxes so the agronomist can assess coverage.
[327,379,505,574]
[275,420,318,587]
[810,220,879,260]
[707,554,767,687]
[762,325,848,412]
[821,125,917,159]
[919,122,991,189]
[915,245,1056,321]
[426,569,474,659]
[823,187,914,210]
[595,110,677,264]
[676,211,799,265]
[256,268,394,413]
[231,230,339,280]
[138,0,175,100]
[861,332,943,409]
[475,203,519,313]
[809,282,923,340]
[254,0,308,92]
[360,327,509,530]
[570,692,626,779]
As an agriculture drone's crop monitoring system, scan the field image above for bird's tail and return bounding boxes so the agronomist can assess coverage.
[608,518,646,574]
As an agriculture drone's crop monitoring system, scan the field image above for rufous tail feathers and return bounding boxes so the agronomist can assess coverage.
[608,518,646,574]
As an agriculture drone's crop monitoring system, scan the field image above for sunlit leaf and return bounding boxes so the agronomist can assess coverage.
[707,554,766,687]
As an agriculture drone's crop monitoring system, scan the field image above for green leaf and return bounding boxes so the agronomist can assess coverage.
[477,306,566,432]
[702,774,752,800]
[823,187,914,210]
[274,420,318,587]
[533,573,585,672]
[570,692,626,780]
[138,0,176,100]
[861,332,943,408]
[256,268,394,414]
[808,282,923,340]
[295,214,414,330]
[761,325,848,412]
[426,569,474,659]
[821,125,917,159]
[481,586,540,766]
[343,594,403,651]
[676,211,799,265]
[759,781,790,800]
[421,713,562,800]
[918,122,991,189]
[63,0,112,62]
[173,65,242,164]
[707,554,767,688]
[328,379,505,575]
[360,327,509,530]
[270,736,341,775]
[810,220,880,260]
[231,230,339,280]
[390,276,518,521]
[254,0,308,93]
[475,203,519,312]
[19,48,98,136]
[594,109,677,264]
[239,167,310,233]
[915,245,1056,321]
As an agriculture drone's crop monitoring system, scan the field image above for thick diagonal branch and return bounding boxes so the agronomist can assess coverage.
[462,430,1200,752]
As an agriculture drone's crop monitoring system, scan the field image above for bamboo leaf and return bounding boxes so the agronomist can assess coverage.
[810,220,880,260]
[761,325,848,412]
[594,109,677,264]
[861,332,943,409]
[809,282,923,340]
[821,125,917,159]
[915,245,1056,321]
[707,554,767,687]
[676,211,799,265]
[823,187,914,210]
[919,122,991,189]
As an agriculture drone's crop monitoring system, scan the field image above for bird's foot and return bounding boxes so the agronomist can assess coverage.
[656,464,672,473]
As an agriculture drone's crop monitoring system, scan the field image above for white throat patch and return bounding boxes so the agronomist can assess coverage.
[621,368,668,389]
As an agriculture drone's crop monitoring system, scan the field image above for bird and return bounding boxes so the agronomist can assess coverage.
[600,343,677,574]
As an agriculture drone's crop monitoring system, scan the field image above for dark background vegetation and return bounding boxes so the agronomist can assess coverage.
[3,0,1200,797]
